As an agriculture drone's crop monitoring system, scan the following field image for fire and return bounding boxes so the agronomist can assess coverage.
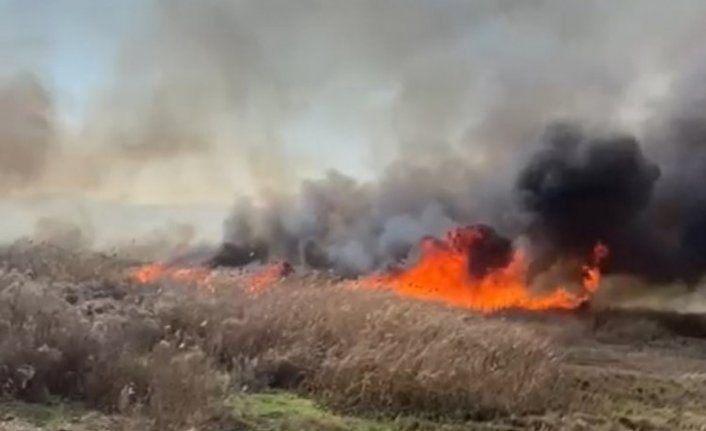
[361,226,608,313]
[582,242,609,292]
[130,226,608,314]
[246,261,294,294]
[132,264,211,285]
[130,262,293,292]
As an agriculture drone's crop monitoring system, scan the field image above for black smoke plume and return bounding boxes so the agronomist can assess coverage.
[517,122,662,280]
[515,104,706,285]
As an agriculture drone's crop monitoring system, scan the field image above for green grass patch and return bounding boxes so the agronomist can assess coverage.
[236,392,332,420]
[229,391,501,431]
[231,391,394,431]
[0,399,87,427]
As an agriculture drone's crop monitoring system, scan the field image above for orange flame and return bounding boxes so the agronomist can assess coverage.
[582,242,609,293]
[130,262,293,292]
[361,227,608,313]
[131,228,608,314]
[245,262,294,294]
[132,264,211,285]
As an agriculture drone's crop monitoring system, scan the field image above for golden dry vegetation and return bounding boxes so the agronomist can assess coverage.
[1,242,706,430]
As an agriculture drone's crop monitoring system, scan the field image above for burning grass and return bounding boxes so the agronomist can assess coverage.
[130,225,609,315]
[361,226,608,313]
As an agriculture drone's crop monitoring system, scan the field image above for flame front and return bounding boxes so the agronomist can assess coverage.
[246,262,293,294]
[361,227,608,313]
[131,227,608,314]
[132,264,211,285]
[130,262,292,292]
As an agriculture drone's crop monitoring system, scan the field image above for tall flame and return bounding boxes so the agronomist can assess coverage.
[582,242,609,293]
[361,226,608,313]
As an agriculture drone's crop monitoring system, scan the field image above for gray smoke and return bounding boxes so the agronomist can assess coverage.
[0,75,56,194]
[4,0,706,281]
[3,0,703,200]
[640,60,706,282]
[217,165,514,276]
[203,0,706,279]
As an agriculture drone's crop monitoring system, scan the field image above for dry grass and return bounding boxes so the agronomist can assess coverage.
[0,243,227,431]
[0,242,571,427]
[0,270,94,403]
[0,240,129,284]
[156,276,567,419]
[3,243,706,430]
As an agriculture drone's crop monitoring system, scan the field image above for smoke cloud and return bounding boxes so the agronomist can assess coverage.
[4,0,706,286]
[1,0,702,201]
[0,75,56,194]
[517,122,661,279]
[190,0,706,285]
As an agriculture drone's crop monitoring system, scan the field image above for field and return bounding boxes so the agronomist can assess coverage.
[1,242,706,430]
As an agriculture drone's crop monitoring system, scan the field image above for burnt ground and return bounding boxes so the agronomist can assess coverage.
[1,244,706,430]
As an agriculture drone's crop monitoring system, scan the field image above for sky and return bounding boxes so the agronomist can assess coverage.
[0,0,143,122]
